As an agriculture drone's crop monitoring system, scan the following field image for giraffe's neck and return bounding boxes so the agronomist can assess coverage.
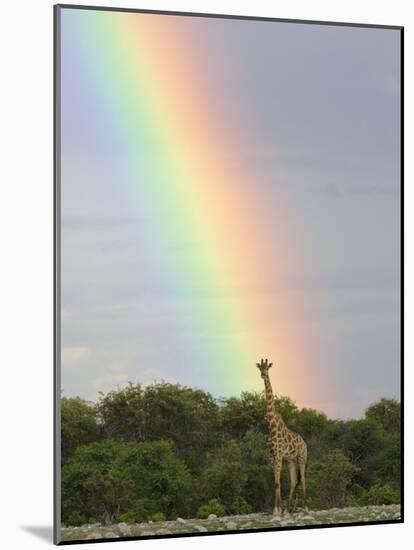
[263,373,286,431]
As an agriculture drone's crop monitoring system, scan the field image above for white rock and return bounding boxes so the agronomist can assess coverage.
[208,514,217,520]
[176,518,186,524]
[141,531,155,536]
[117,523,129,536]
[194,525,208,532]
[86,531,101,539]
[104,532,119,538]
[226,521,237,530]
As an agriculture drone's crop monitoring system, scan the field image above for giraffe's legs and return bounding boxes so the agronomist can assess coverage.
[287,459,298,513]
[273,459,283,515]
[299,460,308,512]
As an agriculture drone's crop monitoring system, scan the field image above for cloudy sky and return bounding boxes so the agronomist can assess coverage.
[60,9,401,419]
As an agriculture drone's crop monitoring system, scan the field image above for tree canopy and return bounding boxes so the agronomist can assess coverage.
[61,384,401,525]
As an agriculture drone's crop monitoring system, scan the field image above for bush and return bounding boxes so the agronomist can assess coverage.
[230,497,253,515]
[60,388,401,523]
[117,499,157,523]
[62,439,194,525]
[200,440,247,511]
[61,397,101,465]
[65,511,88,527]
[117,511,137,524]
[307,449,358,509]
[98,382,221,473]
[197,499,225,519]
[148,512,167,522]
[347,483,368,505]
[362,483,400,505]
[62,440,132,525]
[239,430,274,512]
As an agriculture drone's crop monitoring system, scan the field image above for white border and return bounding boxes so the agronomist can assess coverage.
[0,1,410,549]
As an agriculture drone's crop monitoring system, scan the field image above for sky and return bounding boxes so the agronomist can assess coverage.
[59,8,401,420]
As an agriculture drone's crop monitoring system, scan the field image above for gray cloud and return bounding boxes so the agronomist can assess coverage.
[60,16,401,418]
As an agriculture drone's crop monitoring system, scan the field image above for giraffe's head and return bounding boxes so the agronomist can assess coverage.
[256,358,273,379]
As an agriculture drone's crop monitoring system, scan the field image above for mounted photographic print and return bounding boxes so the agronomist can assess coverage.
[54,4,403,545]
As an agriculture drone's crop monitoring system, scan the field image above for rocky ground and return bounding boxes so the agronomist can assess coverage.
[60,504,401,542]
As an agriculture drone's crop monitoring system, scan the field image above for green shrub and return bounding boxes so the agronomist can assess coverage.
[230,497,253,515]
[347,483,368,505]
[65,511,88,527]
[200,440,247,511]
[117,511,136,524]
[118,499,157,524]
[61,397,101,465]
[363,482,400,505]
[307,449,358,509]
[60,389,401,522]
[197,499,225,519]
[148,512,166,522]
[62,439,194,525]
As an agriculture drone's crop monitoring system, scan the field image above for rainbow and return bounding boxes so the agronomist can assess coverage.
[60,8,316,403]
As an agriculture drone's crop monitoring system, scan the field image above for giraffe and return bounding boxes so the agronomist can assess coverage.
[256,358,308,515]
